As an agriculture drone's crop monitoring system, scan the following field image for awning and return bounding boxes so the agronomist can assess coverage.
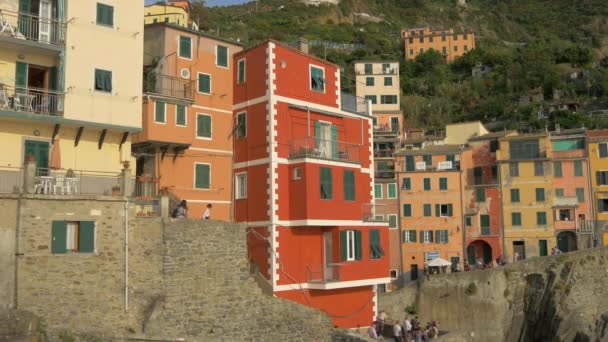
[427,258,452,267]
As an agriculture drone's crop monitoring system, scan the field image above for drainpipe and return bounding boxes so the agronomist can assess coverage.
[124,200,129,312]
[458,163,466,267]
[498,160,507,260]
[396,167,405,288]
[14,193,23,308]
[585,139,595,247]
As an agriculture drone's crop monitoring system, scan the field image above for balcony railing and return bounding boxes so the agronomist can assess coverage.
[0,10,66,46]
[0,166,22,194]
[576,220,595,235]
[397,160,460,172]
[341,92,369,115]
[306,264,342,283]
[374,149,394,158]
[0,85,63,116]
[35,168,122,196]
[480,226,491,236]
[133,176,159,199]
[289,137,361,164]
[143,72,195,101]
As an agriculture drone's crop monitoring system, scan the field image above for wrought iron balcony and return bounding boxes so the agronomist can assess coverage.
[0,10,66,46]
[143,72,195,101]
[288,137,361,164]
[0,85,64,116]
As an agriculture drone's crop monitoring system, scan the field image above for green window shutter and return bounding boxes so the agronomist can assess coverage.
[536,188,545,202]
[446,154,455,162]
[375,184,382,199]
[79,221,95,253]
[237,113,247,137]
[423,204,431,217]
[388,215,397,228]
[369,229,380,259]
[179,36,192,59]
[424,178,431,191]
[19,0,31,13]
[406,156,415,171]
[217,45,228,67]
[511,189,520,202]
[600,144,608,158]
[465,216,471,226]
[51,221,67,254]
[554,161,562,177]
[476,188,485,202]
[411,230,417,243]
[403,204,411,217]
[366,77,374,86]
[435,204,440,217]
[539,240,548,257]
[320,167,332,199]
[198,74,211,94]
[176,105,186,125]
[388,183,397,198]
[24,140,49,169]
[538,212,547,225]
[197,115,211,138]
[574,160,583,177]
[512,213,521,226]
[48,67,58,91]
[15,62,28,88]
[238,59,246,83]
[354,230,362,260]
[331,125,338,158]
[480,215,490,228]
[447,204,453,217]
[384,77,392,86]
[195,164,210,189]
[403,177,411,190]
[423,155,432,165]
[439,178,448,190]
[18,0,32,36]
[429,231,434,243]
[343,170,355,201]
[556,188,564,197]
[314,121,322,148]
[420,231,424,243]
[155,101,166,122]
[340,230,347,261]
[576,188,585,203]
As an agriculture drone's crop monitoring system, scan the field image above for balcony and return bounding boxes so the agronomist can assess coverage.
[480,226,491,236]
[397,160,460,172]
[466,169,498,186]
[341,92,369,115]
[143,72,195,102]
[0,85,64,116]
[374,149,394,158]
[306,264,342,283]
[288,137,361,164]
[0,10,66,47]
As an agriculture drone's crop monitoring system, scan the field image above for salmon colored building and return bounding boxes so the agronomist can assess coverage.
[132,22,242,220]
[401,27,475,63]
[233,39,390,328]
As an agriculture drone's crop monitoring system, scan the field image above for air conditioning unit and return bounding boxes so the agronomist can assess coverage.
[180,68,190,79]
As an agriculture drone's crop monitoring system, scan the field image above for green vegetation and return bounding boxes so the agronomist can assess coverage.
[193,0,608,129]
[465,282,478,296]
[405,303,417,314]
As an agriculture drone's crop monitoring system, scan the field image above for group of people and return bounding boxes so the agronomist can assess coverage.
[173,200,212,220]
[368,311,439,341]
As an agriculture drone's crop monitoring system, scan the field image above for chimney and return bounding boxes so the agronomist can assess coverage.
[297,38,309,54]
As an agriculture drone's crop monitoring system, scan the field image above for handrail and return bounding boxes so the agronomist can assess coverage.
[0,9,66,46]
[143,72,195,100]
[0,85,64,116]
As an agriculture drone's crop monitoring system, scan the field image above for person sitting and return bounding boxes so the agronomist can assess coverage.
[367,322,379,340]
[174,200,187,219]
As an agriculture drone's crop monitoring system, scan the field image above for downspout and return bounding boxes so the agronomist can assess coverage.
[585,139,595,247]
[14,193,23,308]
[458,160,466,267]
[124,200,129,312]
[396,165,405,288]
[498,160,507,260]
[307,107,310,137]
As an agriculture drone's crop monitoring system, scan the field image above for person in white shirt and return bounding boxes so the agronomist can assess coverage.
[367,322,379,340]
[403,316,412,340]
[203,203,212,220]
[393,320,403,342]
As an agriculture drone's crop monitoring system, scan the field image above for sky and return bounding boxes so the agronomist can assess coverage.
[144,0,252,6]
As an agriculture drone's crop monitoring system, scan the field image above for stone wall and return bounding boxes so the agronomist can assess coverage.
[0,197,18,311]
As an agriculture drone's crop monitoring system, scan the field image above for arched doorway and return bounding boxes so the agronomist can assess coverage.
[467,240,492,266]
[557,231,577,252]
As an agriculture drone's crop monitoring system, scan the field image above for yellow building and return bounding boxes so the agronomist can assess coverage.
[144,1,198,30]
[497,133,556,260]
[401,27,475,63]
[587,129,608,246]
[0,0,143,184]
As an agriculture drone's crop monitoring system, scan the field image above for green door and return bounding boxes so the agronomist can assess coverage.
[539,240,548,257]
[467,245,476,265]
[24,140,50,169]
[18,0,32,37]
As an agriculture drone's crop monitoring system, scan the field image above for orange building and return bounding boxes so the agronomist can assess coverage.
[395,145,468,282]
[233,39,390,328]
[401,27,475,63]
[132,23,242,220]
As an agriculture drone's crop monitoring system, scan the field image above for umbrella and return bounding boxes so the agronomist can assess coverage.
[427,257,452,267]
[49,137,61,170]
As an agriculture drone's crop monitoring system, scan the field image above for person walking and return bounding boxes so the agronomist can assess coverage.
[393,319,403,342]
[203,203,212,220]
[403,315,412,341]
[376,310,387,336]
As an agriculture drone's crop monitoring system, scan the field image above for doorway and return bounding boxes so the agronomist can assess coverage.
[467,245,475,265]
[557,231,577,252]
[323,231,333,281]
[390,117,399,133]
[39,0,52,43]
[538,239,548,256]
[410,264,418,281]
[24,139,49,171]
[513,241,526,261]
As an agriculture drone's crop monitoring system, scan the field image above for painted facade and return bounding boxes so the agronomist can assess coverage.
[586,130,608,246]
[144,1,198,30]
[132,23,242,220]
[401,27,475,63]
[234,40,390,328]
[0,0,143,176]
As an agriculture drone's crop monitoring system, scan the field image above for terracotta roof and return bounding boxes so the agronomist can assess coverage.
[144,22,243,47]
[588,129,608,138]
[468,130,516,142]
[234,39,340,69]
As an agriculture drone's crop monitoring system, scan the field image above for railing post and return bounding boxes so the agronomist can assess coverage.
[121,167,134,196]
[23,159,37,194]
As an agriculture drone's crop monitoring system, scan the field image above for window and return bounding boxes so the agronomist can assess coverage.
[429,36,434,43]
[387,183,397,199]
[235,173,247,199]
[511,188,520,202]
[576,187,585,203]
[293,167,302,180]
[196,114,212,138]
[364,63,372,74]
[598,171,608,185]
[390,269,398,279]
[409,49,414,56]
[559,209,572,221]
[480,215,490,235]
[237,59,246,84]
[236,112,247,138]
[340,230,361,261]
[94,69,112,93]
[403,230,416,243]
[375,184,382,199]
[492,166,498,179]
[436,204,453,217]
[442,46,447,54]
[154,101,166,123]
[423,204,432,217]
[310,65,325,92]
[465,216,472,226]
[419,37,424,43]
[446,154,455,162]
[198,73,211,94]
[403,204,412,217]
[96,3,114,27]
[512,213,522,226]
[216,45,228,67]
[439,177,448,191]
[320,167,332,199]
[419,48,424,53]
[380,95,398,104]
[490,140,499,152]
[476,188,485,202]
[194,163,210,189]
[453,34,458,40]
[556,188,564,197]
[369,229,384,259]
[442,34,446,42]
[463,33,468,40]
[599,199,608,212]
[365,95,377,104]
[554,161,562,177]
[164,17,169,23]
[599,143,608,158]
[388,215,397,229]
[343,170,355,201]
[423,154,432,165]
[176,104,186,126]
[179,35,192,59]
[51,221,95,254]
[408,38,413,44]
[366,77,374,86]
[421,230,433,243]
[464,45,468,51]
[423,178,431,191]
[574,160,583,177]
[473,167,482,184]
[375,215,384,221]
[406,156,415,171]
[454,46,458,52]
[534,161,544,176]
[535,188,545,202]
[436,230,448,243]
[537,212,547,226]
[402,177,411,190]
[509,162,519,177]
[384,77,393,86]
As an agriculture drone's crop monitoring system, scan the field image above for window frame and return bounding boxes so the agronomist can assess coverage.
[196,113,212,139]
[422,230,433,244]
[93,68,112,94]
[388,214,398,229]
[366,77,375,86]
[178,35,193,60]
[403,204,412,217]
[309,64,326,93]
[52,220,96,254]
[216,45,229,68]
[237,58,246,84]
[194,162,211,190]
[599,143,608,158]
[197,72,212,95]
[535,188,545,202]
[345,230,356,261]
[320,167,333,200]
[384,77,393,86]
[509,162,519,177]
[235,172,247,199]
[512,212,522,226]
[511,188,520,203]
[439,177,448,191]
[387,183,397,199]
[534,161,544,176]
[175,104,187,127]
[403,230,416,243]
[154,101,166,124]
[236,111,247,139]
[574,160,583,177]
[402,177,411,190]
[375,184,383,199]
[95,2,114,28]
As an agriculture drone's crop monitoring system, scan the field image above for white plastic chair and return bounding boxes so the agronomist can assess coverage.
[53,175,66,194]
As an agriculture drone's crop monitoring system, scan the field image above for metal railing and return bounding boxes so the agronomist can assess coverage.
[0,85,64,116]
[0,10,66,46]
[289,137,361,164]
[0,166,22,194]
[134,176,158,199]
[35,168,121,196]
[466,169,498,186]
[341,92,369,115]
[134,199,161,217]
[143,72,195,100]
[374,149,395,158]
[576,220,595,235]
[306,264,342,282]
[481,226,491,236]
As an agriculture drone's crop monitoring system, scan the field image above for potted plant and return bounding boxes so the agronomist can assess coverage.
[112,185,121,196]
